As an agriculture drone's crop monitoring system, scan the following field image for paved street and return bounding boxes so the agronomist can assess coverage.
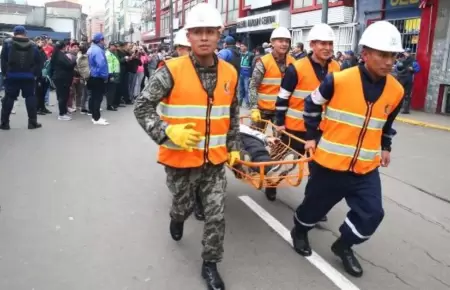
[1,97,450,290]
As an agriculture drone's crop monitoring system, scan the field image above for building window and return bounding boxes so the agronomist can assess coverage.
[227,0,238,23]
[293,0,313,9]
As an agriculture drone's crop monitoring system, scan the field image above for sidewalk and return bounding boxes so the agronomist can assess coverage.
[396,111,450,132]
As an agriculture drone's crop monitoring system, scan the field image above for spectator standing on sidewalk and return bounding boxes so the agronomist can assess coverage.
[35,36,52,115]
[105,41,120,111]
[395,48,420,114]
[50,41,76,121]
[67,41,80,113]
[77,43,91,115]
[116,42,131,105]
[87,33,109,125]
[0,26,42,130]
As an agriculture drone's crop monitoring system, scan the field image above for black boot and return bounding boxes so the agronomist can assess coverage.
[42,108,52,114]
[194,195,205,221]
[169,220,184,241]
[202,261,225,290]
[37,109,46,115]
[28,120,42,130]
[331,239,363,277]
[320,216,328,222]
[291,227,312,256]
[265,187,277,201]
[0,122,10,130]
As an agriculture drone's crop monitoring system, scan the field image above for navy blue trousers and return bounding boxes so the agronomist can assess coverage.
[294,161,384,246]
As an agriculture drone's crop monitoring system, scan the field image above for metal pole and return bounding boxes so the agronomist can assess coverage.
[112,0,116,41]
[321,0,328,23]
[169,0,174,51]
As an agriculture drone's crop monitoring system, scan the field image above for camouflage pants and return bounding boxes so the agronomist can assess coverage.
[165,163,227,263]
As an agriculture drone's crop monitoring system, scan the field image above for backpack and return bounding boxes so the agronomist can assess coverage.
[42,59,51,78]
[77,54,90,79]
[7,40,35,74]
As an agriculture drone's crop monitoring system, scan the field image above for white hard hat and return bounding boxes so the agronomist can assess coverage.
[359,21,403,52]
[184,3,223,30]
[307,23,335,42]
[174,28,190,47]
[270,27,291,40]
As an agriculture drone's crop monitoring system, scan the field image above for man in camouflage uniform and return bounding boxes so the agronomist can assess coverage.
[134,4,239,290]
[249,27,295,129]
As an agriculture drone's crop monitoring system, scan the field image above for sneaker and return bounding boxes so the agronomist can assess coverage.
[67,107,76,113]
[92,118,109,125]
[58,115,72,121]
[80,109,88,115]
[11,109,16,114]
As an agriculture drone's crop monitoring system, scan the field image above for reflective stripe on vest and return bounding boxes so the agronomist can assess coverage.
[313,66,404,174]
[324,107,386,130]
[158,55,238,168]
[257,53,295,111]
[285,58,340,132]
[160,104,230,119]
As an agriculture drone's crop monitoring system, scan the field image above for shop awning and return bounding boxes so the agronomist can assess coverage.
[26,30,70,40]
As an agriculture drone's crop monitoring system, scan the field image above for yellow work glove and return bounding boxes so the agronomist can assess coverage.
[165,123,201,151]
[228,151,241,167]
[250,109,261,122]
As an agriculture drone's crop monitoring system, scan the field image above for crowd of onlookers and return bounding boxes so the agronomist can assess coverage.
[0,27,172,128]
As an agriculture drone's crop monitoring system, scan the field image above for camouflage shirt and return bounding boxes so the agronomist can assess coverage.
[134,53,241,152]
[249,53,290,113]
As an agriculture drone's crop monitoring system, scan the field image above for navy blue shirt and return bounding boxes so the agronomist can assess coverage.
[275,55,332,126]
[304,65,401,151]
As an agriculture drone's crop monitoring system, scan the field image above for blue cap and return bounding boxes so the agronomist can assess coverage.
[224,36,236,45]
[93,32,104,42]
[13,25,26,35]
[345,50,354,56]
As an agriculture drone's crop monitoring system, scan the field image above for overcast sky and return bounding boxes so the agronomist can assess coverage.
[26,0,104,14]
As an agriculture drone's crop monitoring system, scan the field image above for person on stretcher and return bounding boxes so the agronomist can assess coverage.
[238,124,296,178]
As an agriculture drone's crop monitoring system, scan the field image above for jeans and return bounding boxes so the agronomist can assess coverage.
[128,72,137,100]
[106,82,117,107]
[239,74,250,106]
[35,77,50,111]
[135,72,145,98]
[80,82,90,111]
[45,88,50,105]
[88,77,106,121]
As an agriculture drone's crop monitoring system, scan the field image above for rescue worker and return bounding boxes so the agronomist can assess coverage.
[173,28,191,57]
[290,21,405,277]
[0,25,42,130]
[249,27,295,128]
[273,23,340,204]
[134,3,240,290]
[172,27,206,222]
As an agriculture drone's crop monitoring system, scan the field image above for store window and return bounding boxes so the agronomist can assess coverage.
[293,0,313,9]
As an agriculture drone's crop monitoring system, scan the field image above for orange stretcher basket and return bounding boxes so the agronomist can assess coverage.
[227,117,313,190]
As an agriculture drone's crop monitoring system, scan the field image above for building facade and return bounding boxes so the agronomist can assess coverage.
[118,0,142,42]
[104,0,120,42]
[426,0,450,113]
[290,0,356,53]
[45,0,85,40]
[87,10,105,41]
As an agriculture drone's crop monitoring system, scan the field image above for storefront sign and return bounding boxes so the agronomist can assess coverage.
[236,10,290,33]
[386,0,420,9]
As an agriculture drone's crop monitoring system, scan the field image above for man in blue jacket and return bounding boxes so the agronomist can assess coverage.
[87,32,109,125]
[1,26,42,130]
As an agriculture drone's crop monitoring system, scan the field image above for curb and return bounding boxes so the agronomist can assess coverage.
[396,117,450,132]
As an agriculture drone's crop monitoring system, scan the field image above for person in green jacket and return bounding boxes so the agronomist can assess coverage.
[105,42,121,111]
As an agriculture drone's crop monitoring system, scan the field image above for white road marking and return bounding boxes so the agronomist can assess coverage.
[239,195,360,290]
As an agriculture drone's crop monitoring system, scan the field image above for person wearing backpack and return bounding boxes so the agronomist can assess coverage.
[0,26,42,130]
[35,36,52,115]
[217,36,241,73]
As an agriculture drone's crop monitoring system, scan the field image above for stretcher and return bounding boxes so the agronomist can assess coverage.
[227,117,312,190]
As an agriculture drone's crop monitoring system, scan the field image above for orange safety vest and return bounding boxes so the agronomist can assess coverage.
[285,58,340,132]
[314,67,404,175]
[257,54,295,111]
[158,55,238,168]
